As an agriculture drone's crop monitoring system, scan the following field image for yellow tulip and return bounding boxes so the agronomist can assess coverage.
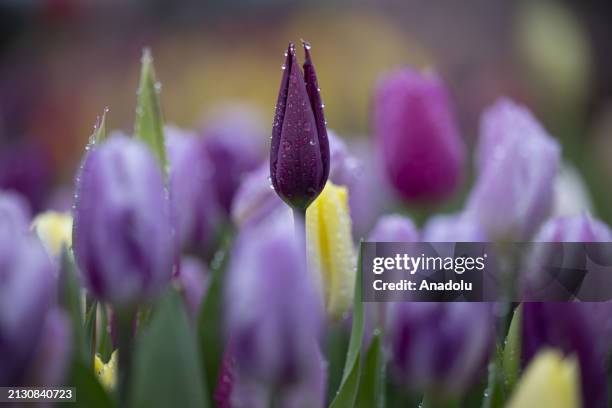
[94,351,118,390]
[507,349,580,408]
[306,181,356,320]
[31,211,73,257]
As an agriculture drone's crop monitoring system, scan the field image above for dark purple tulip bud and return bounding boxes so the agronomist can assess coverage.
[225,217,323,389]
[374,69,465,202]
[386,302,494,394]
[200,106,265,213]
[72,136,173,305]
[167,127,225,257]
[465,99,560,240]
[522,302,610,408]
[270,42,330,211]
[0,193,56,386]
[368,214,419,242]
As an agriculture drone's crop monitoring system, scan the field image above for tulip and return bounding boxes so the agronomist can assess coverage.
[270,42,330,211]
[465,98,561,240]
[201,105,265,213]
[367,214,419,242]
[306,181,356,320]
[72,136,173,305]
[373,68,465,202]
[507,349,580,408]
[31,211,73,258]
[215,344,327,408]
[95,351,118,390]
[552,164,594,217]
[166,127,224,257]
[386,302,494,394]
[521,214,612,407]
[0,195,56,386]
[422,213,487,242]
[225,217,323,389]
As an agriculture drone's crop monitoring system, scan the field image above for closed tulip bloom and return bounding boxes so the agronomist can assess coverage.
[0,199,56,385]
[72,136,173,305]
[386,302,494,394]
[226,217,323,388]
[167,128,224,257]
[368,214,419,242]
[508,349,580,408]
[465,99,561,240]
[374,69,465,202]
[306,181,356,320]
[270,42,330,211]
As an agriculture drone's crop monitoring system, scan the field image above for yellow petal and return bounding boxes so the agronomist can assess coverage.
[95,351,118,390]
[31,212,73,257]
[306,181,356,320]
[507,349,581,408]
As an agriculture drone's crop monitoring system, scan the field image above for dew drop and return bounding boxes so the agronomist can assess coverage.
[281,64,286,70]
[154,81,162,92]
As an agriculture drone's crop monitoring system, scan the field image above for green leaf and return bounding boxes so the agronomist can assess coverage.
[330,241,365,407]
[502,305,522,393]
[129,290,208,408]
[356,332,385,408]
[97,304,113,361]
[59,247,88,366]
[481,350,506,408]
[134,48,167,172]
[197,230,234,404]
[60,358,113,408]
[84,300,98,366]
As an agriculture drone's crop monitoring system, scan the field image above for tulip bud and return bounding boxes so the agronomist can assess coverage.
[72,136,173,305]
[270,42,330,211]
[306,181,356,320]
[386,302,494,394]
[374,69,465,202]
[367,214,419,242]
[465,98,561,240]
[166,127,224,257]
[0,194,56,386]
[225,217,323,388]
[508,349,580,408]
[31,211,73,259]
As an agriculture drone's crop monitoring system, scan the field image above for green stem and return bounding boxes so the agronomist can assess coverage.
[117,304,137,407]
[293,207,307,255]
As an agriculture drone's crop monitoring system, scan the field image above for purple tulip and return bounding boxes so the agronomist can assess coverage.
[522,214,612,407]
[0,194,56,386]
[72,136,173,305]
[522,302,610,408]
[215,344,327,408]
[386,302,494,394]
[465,99,561,240]
[422,213,487,242]
[0,191,31,232]
[368,214,419,242]
[270,41,330,211]
[225,217,323,389]
[374,69,465,202]
[200,106,265,213]
[167,127,225,257]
